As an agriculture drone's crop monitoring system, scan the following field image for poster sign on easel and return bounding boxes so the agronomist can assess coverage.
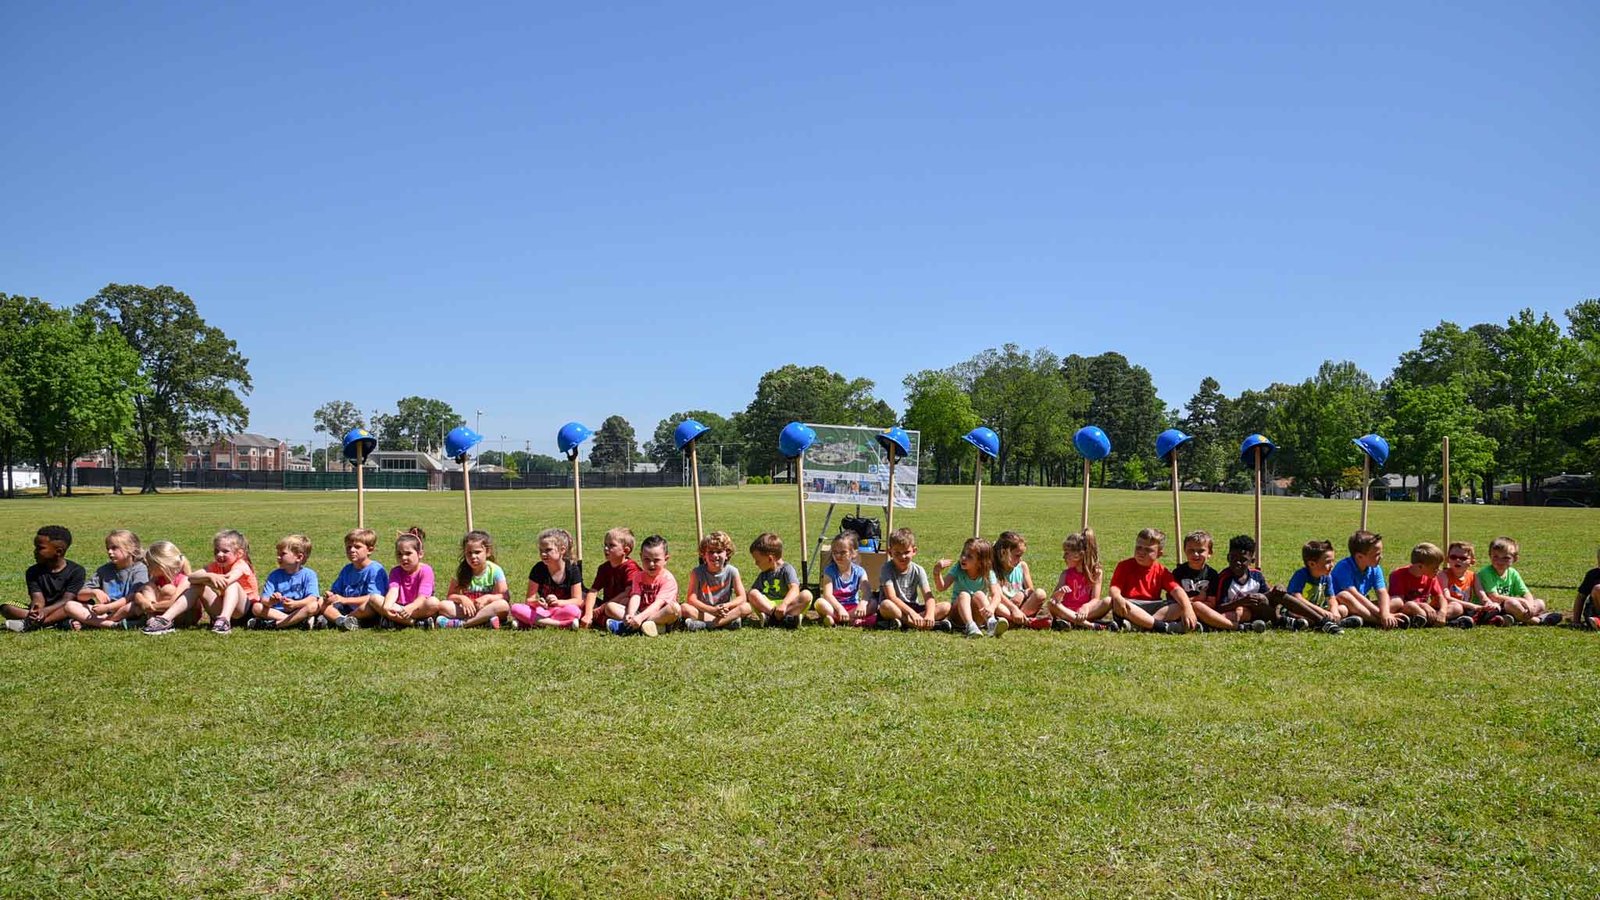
[799,425,921,509]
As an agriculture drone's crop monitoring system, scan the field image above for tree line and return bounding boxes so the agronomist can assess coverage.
[7,281,1597,505]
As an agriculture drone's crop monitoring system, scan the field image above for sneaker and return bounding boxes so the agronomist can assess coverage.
[873,617,902,631]
[4,619,25,633]
[933,619,954,633]
[1539,612,1563,626]
[211,617,232,635]
[640,620,659,637]
[143,616,174,635]
[1104,619,1121,633]
[1319,619,1344,635]
[782,614,801,630]
[992,618,1009,638]
[1246,619,1267,634]
[1027,616,1051,630]
[1338,616,1363,629]
[685,619,709,632]
[983,616,999,637]
[725,617,743,631]
[964,624,982,639]
[435,615,463,629]
[1394,614,1412,630]
[1283,616,1309,632]
[245,617,267,630]
[606,619,627,635]
[1588,616,1600,631]
[1050,618,1071,632]
[1452,615,1476,629]
[1152,621,1178,634]
[335,615,359,632]
[312,615,329,630]
[1490,614,1512,627]
[489,617,502,630]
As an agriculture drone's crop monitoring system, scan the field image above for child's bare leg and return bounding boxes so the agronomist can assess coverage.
[1114,597,1158,631]
[781,590,813,618]
[1193,603,1234,630]
[954,592,976,628]
[0,604,30,620]
[1019,588,1049,618]
[713,601,750,628]
[462,598,509,628]
[647,601,680,628]
[746,590,777,620]
[997,597,1027,625]
[815,596,842,624]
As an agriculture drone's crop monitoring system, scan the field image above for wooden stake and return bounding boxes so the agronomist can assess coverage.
[1360,455,1371,531]
[1254,446,1263,564]
[886,456,897,536]
[462,456,475,531]
[571,452,584,565]
[1080,458,1090,530]
[1170,453,1182,541]
[1442,436,1451,549]
[796,454,809,584]
[356,454,366,528]
[689,442,704,545]
[972,453,983,539]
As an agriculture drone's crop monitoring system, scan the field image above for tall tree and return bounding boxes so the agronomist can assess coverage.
[372,396,464,454]
[1269,361,1381,497]
[1062,352,1164,485]
[1491,309,1578,502]
[589,415,638,473]
[80,284,251,493]
[1179,377,1231,487]
[646,410,732,475]
[737,365,893,476]
[0,295,45,498]
[312,401,364,440]
[902,370,980,484]
[957,345,1087,485]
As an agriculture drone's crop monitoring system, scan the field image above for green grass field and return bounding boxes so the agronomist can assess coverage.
[2,486,1598,898]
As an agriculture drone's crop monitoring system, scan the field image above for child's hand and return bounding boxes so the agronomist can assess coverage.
[580,611,593,628]
[461,598,480,617]
[936,558,953,571]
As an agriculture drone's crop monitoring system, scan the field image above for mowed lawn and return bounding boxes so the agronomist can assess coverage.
[2,485,1598,898]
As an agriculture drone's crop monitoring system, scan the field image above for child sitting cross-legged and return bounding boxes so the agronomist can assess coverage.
[248,534,321,629]
[1479,536,1561,626]
[619,534,680,637]
[937,537,1006,638]
[1206,535,1272,633]
[745,532,813,630]
[1049,528,1109,630]
[682,531,749,631]
[814,532,874,627]
[1107,528,1195,634]
[876,528,949,632]
[1273,540,1349,634]
[1171,529,1249,633]
[1387,542,1466,629]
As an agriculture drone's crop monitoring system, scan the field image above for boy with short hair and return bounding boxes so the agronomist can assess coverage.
[877,527,950,631]
[1209,535,1271,632]
[320,529,388,631]
[621,534,679,637]
[1275,539,1348,633]
[682,531,749,631]
[746,532,813,629]
[585,527,640,629]
[1330,530,1401,629]
[251,534,321,629]
[1479,536,1561,626]
[1388,542,1463,628]
[3,526,85,632]
[1107,527,1195,633]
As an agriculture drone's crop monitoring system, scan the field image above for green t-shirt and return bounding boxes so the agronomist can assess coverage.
[1477,565,1527,598]
[464,561,507,595]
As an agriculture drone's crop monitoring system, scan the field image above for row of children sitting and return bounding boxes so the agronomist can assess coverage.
[3,521,1582,636]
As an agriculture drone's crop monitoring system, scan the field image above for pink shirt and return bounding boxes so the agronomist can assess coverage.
[388,564,435,606]
[1054,568,1093,611]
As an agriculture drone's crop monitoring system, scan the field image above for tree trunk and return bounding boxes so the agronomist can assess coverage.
[112,447,123,495]
[140,430,160,493]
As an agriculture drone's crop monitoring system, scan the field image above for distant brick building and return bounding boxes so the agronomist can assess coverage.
[185,434,289,471]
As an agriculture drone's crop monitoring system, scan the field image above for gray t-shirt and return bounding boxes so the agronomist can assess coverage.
[879,561,931,609]
[84,561,149,601]
[691,563,741,607]
[752,562,798,602]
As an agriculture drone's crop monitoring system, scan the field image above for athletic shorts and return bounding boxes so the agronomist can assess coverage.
[1131,599,1170,616]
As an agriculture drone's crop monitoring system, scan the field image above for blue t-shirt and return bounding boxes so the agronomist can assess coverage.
[264,566,320,601]
[331,561,389,598]
[1329,557,1385,597]
[1285,566,1333,608]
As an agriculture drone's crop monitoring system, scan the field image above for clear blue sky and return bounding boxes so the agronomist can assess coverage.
[5,2,1596,458]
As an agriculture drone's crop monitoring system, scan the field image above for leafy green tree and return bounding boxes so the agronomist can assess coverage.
[372,396,464,454]
[1179,377,1231,487]
[958,346,1086,485]
[1062,352,1163,486]
[81,284,251,493]
[0,295,46,497]
[1269,361,1382,497]
[1385,378,1497,501]
[737,365,892,476]
[11,303,142,496]
[902,370,980,484]
[589,415,639,473]
[646,410,732,475]
[312,401,363,438]
[1490,309,1578,502]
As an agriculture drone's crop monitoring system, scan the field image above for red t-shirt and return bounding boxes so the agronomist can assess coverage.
[1110,559,1178,601]
[1388,566,1445,606]
[590,559,641,603]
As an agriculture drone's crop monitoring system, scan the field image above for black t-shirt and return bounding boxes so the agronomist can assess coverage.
[1578,567,1600,614]
[25,560,87,604]
[527,560,585,600]
[1171,563,1220,603]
